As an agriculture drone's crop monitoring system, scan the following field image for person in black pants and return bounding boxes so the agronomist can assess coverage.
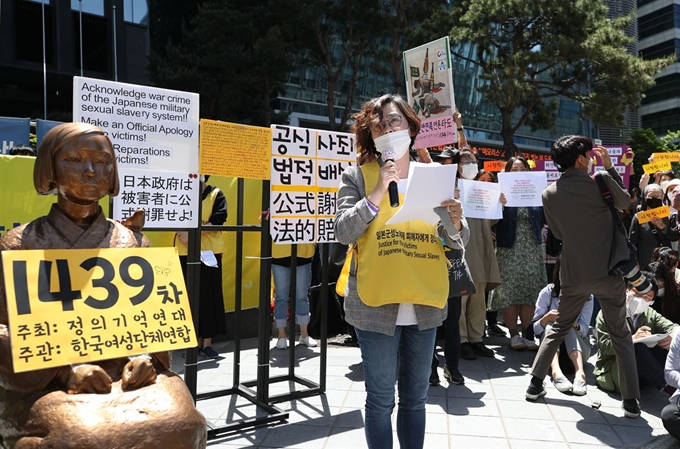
[430,296,464,385]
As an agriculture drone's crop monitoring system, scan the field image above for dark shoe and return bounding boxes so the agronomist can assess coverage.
[201,346,220,358]
[429,374,441,386]
[622,399,640,418]
[471,342,495,358]
[525,382,547,401]
[444,366,465,385]
[460,342,477,360]
[487,324,506,337]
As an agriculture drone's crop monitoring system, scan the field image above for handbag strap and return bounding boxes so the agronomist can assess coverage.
[594,173,627,235]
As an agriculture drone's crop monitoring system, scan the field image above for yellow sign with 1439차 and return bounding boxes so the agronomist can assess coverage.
[2,247,196,373]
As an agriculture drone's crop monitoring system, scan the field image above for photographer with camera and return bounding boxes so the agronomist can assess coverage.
[525,135,648,419]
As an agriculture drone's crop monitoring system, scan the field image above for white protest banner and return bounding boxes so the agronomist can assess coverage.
[270,125,356,244]
[403,36,457,149]
[73,76,199,172]
[498,171,548,207]
[458,179,503,219]
[112,168,200,228]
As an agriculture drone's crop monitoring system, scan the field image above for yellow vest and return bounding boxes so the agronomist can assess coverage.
[271,243,316,259]
[355,162,448,308]
[175,187,226,255]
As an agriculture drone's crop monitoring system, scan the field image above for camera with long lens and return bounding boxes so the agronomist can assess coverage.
[612,259,651,294]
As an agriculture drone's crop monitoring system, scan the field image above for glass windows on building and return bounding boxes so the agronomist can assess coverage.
[15,0,54,63]
[124,0,149,25]
[640,38,680,61]
[643,73,680,105]
[70,0,104,16]
[638,4,680,40]
[643,108,680,135]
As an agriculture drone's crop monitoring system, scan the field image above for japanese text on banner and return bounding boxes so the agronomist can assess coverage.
[2,247,197,372]
[270,125,356,244]
[112,169,200,228]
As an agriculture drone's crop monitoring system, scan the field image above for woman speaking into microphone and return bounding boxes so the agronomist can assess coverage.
[334,94,469,449]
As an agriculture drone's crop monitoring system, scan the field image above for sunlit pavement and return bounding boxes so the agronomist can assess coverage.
[172,332,676,449]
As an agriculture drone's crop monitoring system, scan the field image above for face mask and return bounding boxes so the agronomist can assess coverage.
[646,198,663,209]
[658,287,666,297]
[587,157,593,174]
[626,291,652,316]
[461,164,478,179]
[374,129,411,161]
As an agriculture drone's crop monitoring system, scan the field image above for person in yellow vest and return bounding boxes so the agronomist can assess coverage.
[271,243,317,349]
[175,175,228,359]
[335,94,469,449]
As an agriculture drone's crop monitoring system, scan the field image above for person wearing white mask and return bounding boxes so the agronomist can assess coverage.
[629,183,679,269]
[335,93,469,449]
[455,152,505,361]
[595,275,679,394]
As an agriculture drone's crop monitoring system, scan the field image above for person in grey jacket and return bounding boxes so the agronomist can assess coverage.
[335,94,469,449]
[525,135,644,419]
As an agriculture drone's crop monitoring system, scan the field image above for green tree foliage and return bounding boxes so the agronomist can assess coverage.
[148,0,295,126]
[416,0,672,155]
[628,129,680,186]
[283,0,387,130]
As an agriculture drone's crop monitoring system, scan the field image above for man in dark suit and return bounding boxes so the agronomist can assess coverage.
[525,135,648,419]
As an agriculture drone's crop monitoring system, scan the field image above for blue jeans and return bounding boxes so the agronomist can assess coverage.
[356,326,436,449]
[272,263,312,328]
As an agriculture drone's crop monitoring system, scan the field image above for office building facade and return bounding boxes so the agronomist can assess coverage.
[0,0,149,120]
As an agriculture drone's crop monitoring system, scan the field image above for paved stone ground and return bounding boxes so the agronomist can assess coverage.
[171,332,679,448]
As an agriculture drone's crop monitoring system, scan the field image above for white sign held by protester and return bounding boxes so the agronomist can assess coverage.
[458,179,503,219]
[112,168,200,228]
[73,76,199,172]
[498,171,548,207]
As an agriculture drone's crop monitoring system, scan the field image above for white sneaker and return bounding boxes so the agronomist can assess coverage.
[524,337,539,351]
[276,337,287,350]
[299,335,318,347]
[510,334,526,350]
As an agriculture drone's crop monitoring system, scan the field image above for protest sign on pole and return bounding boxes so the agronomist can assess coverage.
[270,125,355,244]
[403,37,457,149]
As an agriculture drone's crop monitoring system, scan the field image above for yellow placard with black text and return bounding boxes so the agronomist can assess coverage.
[652,152,680,162]
[2,247,196,373]
[643,161,672,174]
[637,206,671,224]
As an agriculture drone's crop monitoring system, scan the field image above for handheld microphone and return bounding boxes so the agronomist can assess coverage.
[383,148,399,208]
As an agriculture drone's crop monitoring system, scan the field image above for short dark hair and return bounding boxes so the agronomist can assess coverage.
[634,271,659,297]
[9,145,35,157]
[352,94,421,165]
[550,135,593,172]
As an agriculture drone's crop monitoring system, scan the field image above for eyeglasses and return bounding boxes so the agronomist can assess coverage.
[371,114,404,131]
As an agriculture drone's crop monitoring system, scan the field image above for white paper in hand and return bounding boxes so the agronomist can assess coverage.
[635,333,668,348]
[385,163,458,226]
[201,250,219,268]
